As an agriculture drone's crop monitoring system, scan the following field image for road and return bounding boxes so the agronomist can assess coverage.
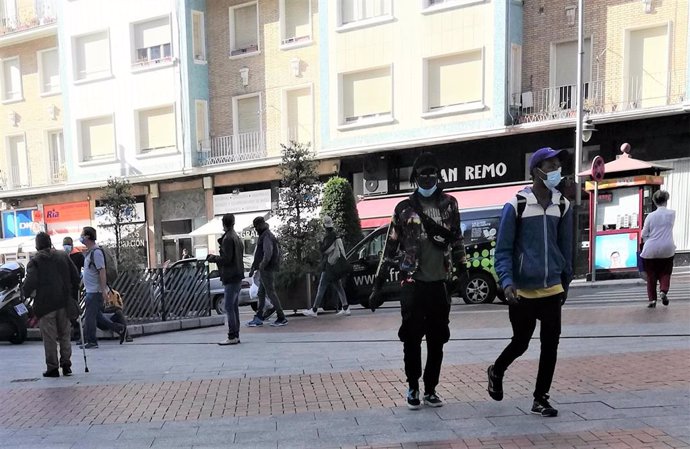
[0,274,688,448]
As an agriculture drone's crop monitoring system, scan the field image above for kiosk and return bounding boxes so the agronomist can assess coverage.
[579,144,671,280]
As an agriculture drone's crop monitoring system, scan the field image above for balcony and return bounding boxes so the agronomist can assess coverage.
[0,0,57,37]
[514,69,686,124]
[0,165,30,191]
[49,158,67,185]
[198,131,267,167]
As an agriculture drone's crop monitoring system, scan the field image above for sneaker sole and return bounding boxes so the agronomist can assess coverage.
[531,410,558,417]
[423,400,443,408]
[271,323,288,327]
[407,403,422,410]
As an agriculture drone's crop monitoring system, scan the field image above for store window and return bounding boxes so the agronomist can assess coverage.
[595,187,640,232]
[73,31,111,81]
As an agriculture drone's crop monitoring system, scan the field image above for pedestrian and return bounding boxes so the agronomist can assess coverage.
[63,236,84,273]
[22,232,81,377]
[640,190,676,308]
[486,147,573,417]
[99,289,133,343]
[80,226,127,348]
[206,214,245,345]
[246,217,288,327]
[301,216,350,317]
[369,152,466,410]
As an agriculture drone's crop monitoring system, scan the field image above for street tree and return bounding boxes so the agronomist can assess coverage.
[99,177,137,264]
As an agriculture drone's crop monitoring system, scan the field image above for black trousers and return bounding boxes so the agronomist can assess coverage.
[493,294,562,399]
[398,280,450,394]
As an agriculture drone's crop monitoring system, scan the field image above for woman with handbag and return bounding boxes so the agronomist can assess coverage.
[301,216,351,317]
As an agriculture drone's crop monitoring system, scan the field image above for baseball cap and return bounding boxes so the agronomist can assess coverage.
[323,216,334,228]
[529,147,564,172]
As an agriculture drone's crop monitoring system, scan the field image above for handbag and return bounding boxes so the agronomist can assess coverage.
[104,289,124,313]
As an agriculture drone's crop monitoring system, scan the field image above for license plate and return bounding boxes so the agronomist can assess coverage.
[14,303,28,316]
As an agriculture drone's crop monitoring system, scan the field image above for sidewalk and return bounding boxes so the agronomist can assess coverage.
[0,299,688,448]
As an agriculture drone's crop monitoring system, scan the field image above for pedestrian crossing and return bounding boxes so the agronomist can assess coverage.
[569,275,690,305]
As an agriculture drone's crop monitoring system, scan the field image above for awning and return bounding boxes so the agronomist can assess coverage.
[357,184,528,229]
[190,211,268,237]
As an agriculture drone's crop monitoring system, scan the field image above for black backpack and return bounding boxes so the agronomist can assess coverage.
[515,194,567,229]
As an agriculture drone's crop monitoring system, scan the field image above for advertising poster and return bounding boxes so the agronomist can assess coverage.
[44,201,91,235]
[594,233,638,269]
[2,209,42,238]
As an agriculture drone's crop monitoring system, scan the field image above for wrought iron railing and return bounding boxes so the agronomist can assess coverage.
[514,69,686,123]
[197,131,267,166]
[0,0,57,36]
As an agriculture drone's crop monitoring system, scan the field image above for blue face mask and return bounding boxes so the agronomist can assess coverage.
[63,245,73,253]
[79,236,87,245]
[539,167,562,190]
[417,184,438,197]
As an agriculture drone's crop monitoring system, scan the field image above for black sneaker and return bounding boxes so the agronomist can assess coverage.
[487,365,503,401]
[270,318,288,327]
[79,342,99,349]
[648,300,657,308]
[531,395,558,417]
[406,388,421,410]
[423,392,444,407]
[43,368,59,378]
[118,327,128,345]
[263,307,277,320]
[660,292,669,306]
[61,365,72,377]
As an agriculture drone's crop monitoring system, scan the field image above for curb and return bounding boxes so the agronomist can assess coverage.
[569,279,647,289]
[27,315,225,341]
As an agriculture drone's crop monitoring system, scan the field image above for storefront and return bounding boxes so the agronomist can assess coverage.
[94,200,148,268]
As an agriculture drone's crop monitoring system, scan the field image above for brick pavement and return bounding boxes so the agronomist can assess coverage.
[0,349,687,430]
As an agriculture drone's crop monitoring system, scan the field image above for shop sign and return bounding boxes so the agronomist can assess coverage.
[94,202,145,226]
[213,189,272,214]
[1,209,43,238]
[585,175,663,191]
[431,149,523,189]
[44,201,91,235]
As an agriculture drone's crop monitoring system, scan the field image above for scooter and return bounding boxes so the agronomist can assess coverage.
[0,262,29,344]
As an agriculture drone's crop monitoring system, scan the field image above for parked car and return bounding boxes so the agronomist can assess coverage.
[208,255,258,315]
[343,207,505,307]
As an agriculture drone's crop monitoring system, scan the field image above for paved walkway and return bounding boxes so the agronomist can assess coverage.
[0,293,688,448]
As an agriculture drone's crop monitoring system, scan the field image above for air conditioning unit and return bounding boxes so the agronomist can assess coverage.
[363,157,388,195]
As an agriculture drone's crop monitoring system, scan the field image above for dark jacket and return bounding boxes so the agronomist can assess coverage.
[23,249,80,318]
[252,227,280,272]
[69,250,85,272]
[374,189,465,280]
[208,229,244,284]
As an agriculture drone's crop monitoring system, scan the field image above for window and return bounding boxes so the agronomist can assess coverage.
[0,1,17,30]
[341,66,392,125]
[626,25,670,108]
[284,87,312,144]
[137,105,176,153]
[74,31,111,81]
[6,134,29,188]
[133,17,172,65]
[80,116,115,162]
[1,57,22,102]
[233,94,262,155]
[229,3,259,57]
[340,0,391,26]
[192,11,206,62]
[509,44,522,106]
[38,48,60,95]
[195,100,209,149]
[48,130,66,183]
[425,50,483,113]
[281,0,311,45]
[423,0,482,11]
[551,39,591,109]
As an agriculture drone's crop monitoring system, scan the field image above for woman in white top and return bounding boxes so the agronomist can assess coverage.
[640,190,676,308]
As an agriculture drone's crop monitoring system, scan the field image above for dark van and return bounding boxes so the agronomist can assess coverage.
[343,207,505,307]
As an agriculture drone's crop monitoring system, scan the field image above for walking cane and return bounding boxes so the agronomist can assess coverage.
[78,314,89,373]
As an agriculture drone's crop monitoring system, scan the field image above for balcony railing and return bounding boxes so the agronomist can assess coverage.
[198,131,267,166]
[49,158,67,185]
[514,69,686,124]
[0,0,57,36]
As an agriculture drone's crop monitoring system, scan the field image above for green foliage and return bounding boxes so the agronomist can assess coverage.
[275,142,322,289]
[321,176,363,251]
[99,177,136,264]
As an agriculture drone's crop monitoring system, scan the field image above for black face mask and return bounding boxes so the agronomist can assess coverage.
[416,172,439,190]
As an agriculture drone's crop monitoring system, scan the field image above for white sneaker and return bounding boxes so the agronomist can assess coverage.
[301,309,318,317]
[218,337,240,345]
[336,308,351,316]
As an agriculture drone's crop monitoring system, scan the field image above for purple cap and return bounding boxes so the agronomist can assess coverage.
[529,147,564,172]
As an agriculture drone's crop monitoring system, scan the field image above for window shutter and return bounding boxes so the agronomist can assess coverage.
[286,88,312,143]
[41,49,60,93]
[428,51,482,109]
[234,5,258,50]
[237,96,260,133]
[285,0,310,39]
[344,67,391,119]
[83,117,115,160]
[139,106,176,151]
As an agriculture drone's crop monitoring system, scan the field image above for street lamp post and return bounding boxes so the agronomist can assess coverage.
[574,0,585,207]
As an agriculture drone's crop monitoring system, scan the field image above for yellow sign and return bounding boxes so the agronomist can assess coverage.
[585,175,663,191]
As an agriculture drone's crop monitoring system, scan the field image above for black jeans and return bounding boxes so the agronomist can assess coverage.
[493,294,562,399]
[255,270,285,321]
[398,280,450,394]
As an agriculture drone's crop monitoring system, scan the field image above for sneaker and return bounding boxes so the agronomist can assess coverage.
[218,337,240,345]
[423,392,444,407]
[263,307,277,320]
[648,300,657,308]
[43,368,60,378]
[406,388,421,410]
[62,365,72,377]
[336,308,351,316]
[531,395,558,417]
[125,335,134,343]
[270,318,289,327]
[246,317,263,327]
[79,342,99,349]
[118,327,128,345]
[660,292,669,306]
[487,365,503,401]
[301,309,318,317]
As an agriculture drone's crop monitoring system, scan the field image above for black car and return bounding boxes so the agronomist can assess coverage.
[343,208,505,307]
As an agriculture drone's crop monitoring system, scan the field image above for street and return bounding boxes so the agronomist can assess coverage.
[0,276,688,449]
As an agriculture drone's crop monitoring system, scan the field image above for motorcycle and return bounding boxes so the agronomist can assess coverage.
[0,262,29,344]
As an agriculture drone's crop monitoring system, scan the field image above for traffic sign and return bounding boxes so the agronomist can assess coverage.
[591,156,605,182]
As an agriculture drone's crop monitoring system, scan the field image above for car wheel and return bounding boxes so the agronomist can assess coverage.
[250,302,258,312]
[213,295,225,315]
[461,271,496,304]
